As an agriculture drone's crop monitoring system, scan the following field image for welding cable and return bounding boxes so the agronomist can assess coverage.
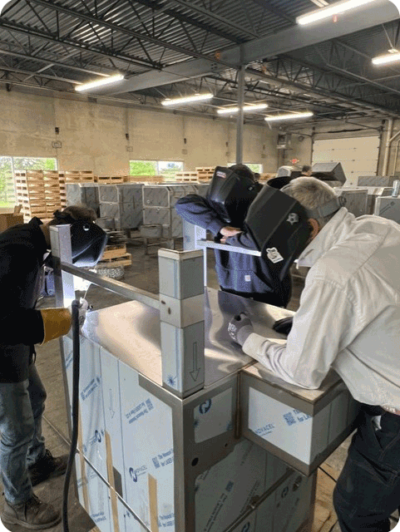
[62,300,81,532]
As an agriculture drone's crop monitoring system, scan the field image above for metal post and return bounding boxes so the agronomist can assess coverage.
[158,249,205,398]
[236,58,245,165]
[50,224,75,307]
[182,219,208,286]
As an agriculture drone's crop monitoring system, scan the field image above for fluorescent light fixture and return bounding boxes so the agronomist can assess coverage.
[75,73,124,92]
[297,0,377,26]
[217,103,269,115]
[161,93,213,106]
[372,51,400,66]
[265,112,313,122]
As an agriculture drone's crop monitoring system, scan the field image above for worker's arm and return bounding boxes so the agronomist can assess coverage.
[0,245,71,346]
[175,195,226,236]
[242,276,359,389]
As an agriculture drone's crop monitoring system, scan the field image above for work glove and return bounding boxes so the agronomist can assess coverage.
[273,317,293,336]
[228,313,254,346]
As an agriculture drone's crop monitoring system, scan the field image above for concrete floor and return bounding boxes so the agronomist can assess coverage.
[0,239,392,532]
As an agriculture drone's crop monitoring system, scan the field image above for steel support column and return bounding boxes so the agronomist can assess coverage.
[236,62,245,164]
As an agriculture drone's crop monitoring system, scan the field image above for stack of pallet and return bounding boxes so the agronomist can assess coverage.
[96,242,132,268]
[15,171,64,222]
[96,176,125,184]
[175,171,198,182]
[196,167,215,182]
[124,175,164,183]
[64,171,95,183]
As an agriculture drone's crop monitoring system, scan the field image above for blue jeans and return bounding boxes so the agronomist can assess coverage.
[0,364,47,505]
[333,405,400,532]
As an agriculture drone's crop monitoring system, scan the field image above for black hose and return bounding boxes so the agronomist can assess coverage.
[62,300,81,532]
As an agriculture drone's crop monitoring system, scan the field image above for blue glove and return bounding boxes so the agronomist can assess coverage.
[228,313,254,346]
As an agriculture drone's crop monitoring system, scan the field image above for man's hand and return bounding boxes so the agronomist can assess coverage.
[228,313,254,346]
[220,226,241,243]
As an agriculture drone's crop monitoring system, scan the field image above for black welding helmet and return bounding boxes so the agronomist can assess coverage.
[206,166,259,228]
[53,210,108,268]
[244,186,344,282]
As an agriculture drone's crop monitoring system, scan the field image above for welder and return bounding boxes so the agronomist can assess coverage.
[228,177,400,532]
[176,164,291,307]
[0,206,107,530]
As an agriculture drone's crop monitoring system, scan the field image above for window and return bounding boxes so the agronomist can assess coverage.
[129,160,158,176]
[130,160,184,180]
[0,157,13,207]
[13,157,58,172]
[0,157,58,207]
[158,161,183,178]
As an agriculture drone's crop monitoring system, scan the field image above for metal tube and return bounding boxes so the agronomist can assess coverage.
[236,61,245,165]
[197,240,262,257]
[60,262,160,310]
[392,138,400,176]
[383,118,394,176]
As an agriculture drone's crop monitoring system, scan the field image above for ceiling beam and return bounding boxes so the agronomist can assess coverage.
[0,48,111,76]
[101,0,400,94]
[131,0,245,43]
[249,0,295,24]
[166,0,259,38]
[30,0,233,66]
[0,18,158,70]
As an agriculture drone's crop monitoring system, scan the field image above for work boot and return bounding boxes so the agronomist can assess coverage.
[28,449,68,487]
[1,494,61,530]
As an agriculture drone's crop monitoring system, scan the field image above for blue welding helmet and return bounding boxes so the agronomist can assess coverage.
[244,186,344,281]
[206,166,259,228]
[53,211,108,268]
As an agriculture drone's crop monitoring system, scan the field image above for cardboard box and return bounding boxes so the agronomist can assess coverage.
[0,208,24,232]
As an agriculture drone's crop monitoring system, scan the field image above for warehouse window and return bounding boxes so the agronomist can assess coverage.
[158,161,183,177]
[129,160,158,176]
[0,157,58,207]
[0,157,13,207]
[13,157,58,172]
[130,160,183,179]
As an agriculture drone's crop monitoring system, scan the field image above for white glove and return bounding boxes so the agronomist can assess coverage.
[228,313,254,346]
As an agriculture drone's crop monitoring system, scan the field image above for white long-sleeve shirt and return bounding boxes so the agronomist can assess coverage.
[242,208,400,409]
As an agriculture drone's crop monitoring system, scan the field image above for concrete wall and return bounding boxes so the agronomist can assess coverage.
[0,90,279,174]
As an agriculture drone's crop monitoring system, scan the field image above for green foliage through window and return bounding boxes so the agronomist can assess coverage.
[0,157,58,207]
[129,161,158,176]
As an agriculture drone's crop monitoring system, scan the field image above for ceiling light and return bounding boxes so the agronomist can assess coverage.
[265,112,314,122]
[217,103,269,115]
[372,50,400,66]
[75,74,124,92]
[297,0,377,26]
[161,93,213,106]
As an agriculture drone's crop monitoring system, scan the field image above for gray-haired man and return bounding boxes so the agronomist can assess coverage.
[229,177,400,532]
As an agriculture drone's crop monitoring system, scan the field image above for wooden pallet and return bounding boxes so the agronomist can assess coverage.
[96,253,132,268]
[196,167,215,172]
[125,175,164,183]
[96,176,125,184]
[101,244,127,261]
[176,171,198,182]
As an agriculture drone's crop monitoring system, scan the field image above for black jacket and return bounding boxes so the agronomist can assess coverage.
[0,218,47,382]
[175,193,291,307]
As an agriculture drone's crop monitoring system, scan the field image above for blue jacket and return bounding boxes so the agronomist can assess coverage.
[175,193,291,307]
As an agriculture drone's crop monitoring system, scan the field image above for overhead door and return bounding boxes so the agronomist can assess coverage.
[312,136,380,185]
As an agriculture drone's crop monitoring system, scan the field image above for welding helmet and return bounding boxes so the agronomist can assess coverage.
[53,210,108,268]
[244,186,344,282]
[206,166,259,228]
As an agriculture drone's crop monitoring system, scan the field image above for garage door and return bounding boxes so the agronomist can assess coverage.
[312,136,380,186]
